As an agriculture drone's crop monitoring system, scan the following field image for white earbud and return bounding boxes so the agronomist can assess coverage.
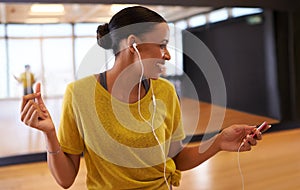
[132,42,138,53]
[132,42,137,48]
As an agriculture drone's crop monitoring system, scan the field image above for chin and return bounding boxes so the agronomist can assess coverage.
[150,75,161,80]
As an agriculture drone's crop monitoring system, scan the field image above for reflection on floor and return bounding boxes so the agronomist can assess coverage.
[0,98,62,158]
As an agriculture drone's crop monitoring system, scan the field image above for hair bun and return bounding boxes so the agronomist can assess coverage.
[96,23,112,49]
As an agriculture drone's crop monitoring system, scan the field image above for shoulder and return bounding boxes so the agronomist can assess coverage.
[64,75,97,95]
[155,77,173,86]
[62,75,97,105]
[153,77,176,91]
[67,75,96,88]
[152,77,178,100]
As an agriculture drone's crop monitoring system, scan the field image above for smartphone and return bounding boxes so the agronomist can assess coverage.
[251,121,271,137]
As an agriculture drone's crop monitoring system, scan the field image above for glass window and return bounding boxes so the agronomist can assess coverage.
[232,8,263,18]
[74,37,98,71]
[105,50,115,71]
[175,20,188,30]
[0,39,7,98]
[189,14,206,28]
[75,37,111,79]
[7,39,41,97]
[74,23,100,36]
[42,38,74,96]
[0,24,5,37]
[166,23,176,76]
[173,27,183,76]
[208,8,229,23]
[7,24,41,37]
[165,23,183,76]
[41,24,72,37]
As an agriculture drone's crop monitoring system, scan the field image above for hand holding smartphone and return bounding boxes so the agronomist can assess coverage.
[241,121,271,147]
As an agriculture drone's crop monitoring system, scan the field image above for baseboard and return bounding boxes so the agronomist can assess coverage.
[0,152,47,167]
[0,121,299,167]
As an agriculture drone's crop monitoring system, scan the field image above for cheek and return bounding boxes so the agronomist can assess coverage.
[140,45,162,59]
[141,59,157,75]
[142,53,162,65]
[142,59,156,69]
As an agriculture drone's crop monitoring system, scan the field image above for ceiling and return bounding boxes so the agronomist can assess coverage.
[1,0,298,24]
[0,3,212,24]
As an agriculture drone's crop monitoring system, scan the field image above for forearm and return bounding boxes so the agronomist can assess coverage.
[44,130,79,189]
[173,134,221,171]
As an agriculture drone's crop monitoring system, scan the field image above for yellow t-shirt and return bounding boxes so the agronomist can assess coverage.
[20,71,35,88]
[58,75,186,190]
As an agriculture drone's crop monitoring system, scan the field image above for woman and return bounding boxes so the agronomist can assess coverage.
[20,6,262,190]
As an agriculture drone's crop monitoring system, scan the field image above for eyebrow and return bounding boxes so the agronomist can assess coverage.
[161,39,169,44]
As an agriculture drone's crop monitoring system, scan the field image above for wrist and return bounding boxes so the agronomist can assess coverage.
[46,145,61,155]
[43,126,56,137]
[198,134,222,155]
[214,133,223,152]
[43,129,61,155]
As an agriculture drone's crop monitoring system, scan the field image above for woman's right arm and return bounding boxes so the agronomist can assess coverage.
[20,83,80,189]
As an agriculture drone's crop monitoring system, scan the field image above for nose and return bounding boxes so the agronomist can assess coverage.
[162,49,171,60]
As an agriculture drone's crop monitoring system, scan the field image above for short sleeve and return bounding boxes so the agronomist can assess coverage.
[170,93,186,142]
[58,83,84,155]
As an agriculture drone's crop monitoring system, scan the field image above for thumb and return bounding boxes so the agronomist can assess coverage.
[244,125,256,135]
[35,82,41,94]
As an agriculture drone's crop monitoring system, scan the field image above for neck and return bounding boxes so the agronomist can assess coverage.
[105,52,147,103]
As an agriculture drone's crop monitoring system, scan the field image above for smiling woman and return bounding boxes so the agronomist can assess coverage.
[18,5,267,190]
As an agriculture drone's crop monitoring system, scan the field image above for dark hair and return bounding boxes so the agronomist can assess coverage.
[96,6,166,54]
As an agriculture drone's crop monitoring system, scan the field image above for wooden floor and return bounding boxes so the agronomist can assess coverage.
[1,97,299,189]
[0,129,299,190]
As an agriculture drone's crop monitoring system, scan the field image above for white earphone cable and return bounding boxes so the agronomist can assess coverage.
[133,43,170,189]
[237,142,245,190]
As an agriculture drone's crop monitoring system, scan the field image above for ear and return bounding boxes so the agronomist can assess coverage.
[127,35,137,53]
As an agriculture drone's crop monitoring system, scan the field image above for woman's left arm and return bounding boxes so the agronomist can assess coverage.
[172,124,261,171]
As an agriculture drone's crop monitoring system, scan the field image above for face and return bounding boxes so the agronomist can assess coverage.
[135,22,171,79]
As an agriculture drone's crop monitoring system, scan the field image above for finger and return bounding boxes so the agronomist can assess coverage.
[29,110,39,128]
[35,82,41,94]
[25,109,38,128]
[23,103,38,126]
[35,83,47,113]
[240,139,252,151]
[244,125,256,134]
[21,100,35,122]
[246,134,257,146]
[249,128,262,140]
[21,93,40,112]
[252,129,262,140]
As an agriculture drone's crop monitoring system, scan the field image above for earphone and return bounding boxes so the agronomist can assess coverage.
[237,122,271,190]
[132,42,137,48]
[132,42,169,189]
[237,142,245,190]
[132,42,156,106]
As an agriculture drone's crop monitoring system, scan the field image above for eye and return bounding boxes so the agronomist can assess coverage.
[160,44,167,49]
